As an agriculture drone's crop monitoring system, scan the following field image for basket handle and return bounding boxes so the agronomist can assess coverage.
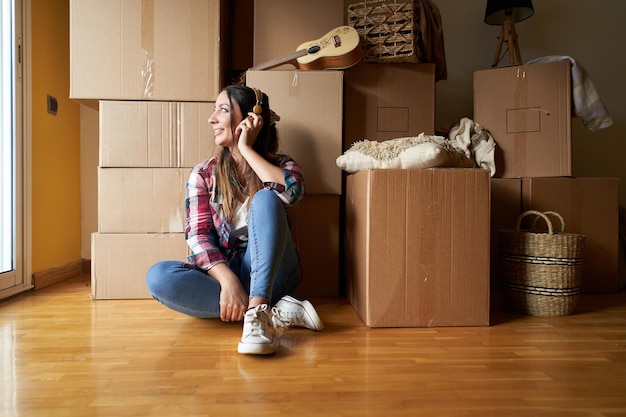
[516,210,553,234]
[532,211,566,233]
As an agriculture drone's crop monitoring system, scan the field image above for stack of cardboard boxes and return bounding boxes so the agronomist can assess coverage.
[250,1,460,308]
[243,0,346,298]
[475,62,620,294]
[342,61,493,328]
[71,0,353,300]
[70,0,227,299]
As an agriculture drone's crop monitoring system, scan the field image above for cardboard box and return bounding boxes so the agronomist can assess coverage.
[521,177,620,293]
[345,168,491,327]
[490,178,523,290]
[288,195,341,298]
[344,63,436,148]
[91,233,188,299]
[474,61,572,178]
[253,0,345,70]
[70,0,226,103]
[98,168,188,233]
[246,70,344,195]
[100,101,219,168]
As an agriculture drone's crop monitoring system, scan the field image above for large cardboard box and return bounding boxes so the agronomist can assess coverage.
[344,63,436,149]
[91,233,188,299]
[288,195,341,298]
[70,0,226,104]
[98,168,188,233]
[100,101,219,168]
[474,61,572,178]
[246,70,344,195]
[253,0,345,71]
[345,168,491,327]
[521,177,620,293]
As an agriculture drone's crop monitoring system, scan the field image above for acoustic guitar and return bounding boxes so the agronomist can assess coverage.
[235,26,363,85]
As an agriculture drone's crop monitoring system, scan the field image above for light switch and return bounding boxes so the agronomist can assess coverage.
[47,95,58,115]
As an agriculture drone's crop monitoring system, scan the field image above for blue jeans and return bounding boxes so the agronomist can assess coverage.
[146,190,302,318]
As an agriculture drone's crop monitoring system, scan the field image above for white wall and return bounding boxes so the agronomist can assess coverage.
[434,0,626,205]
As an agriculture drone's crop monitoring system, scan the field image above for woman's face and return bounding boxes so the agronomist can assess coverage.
[209,90,243,148]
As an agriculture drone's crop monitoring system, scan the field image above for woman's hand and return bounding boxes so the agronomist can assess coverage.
[235,112,263,151]
[208,263,249,322]
[219,280,249,322]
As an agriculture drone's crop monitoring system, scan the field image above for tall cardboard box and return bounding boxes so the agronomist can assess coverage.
[474,61,572,178]
[70,0,226,104]
[246,70,344,195]
[345,168,491,327]
[100,101,219,168]
[91,233,188,299]
[521,177,619,293]
[344,63,436,148]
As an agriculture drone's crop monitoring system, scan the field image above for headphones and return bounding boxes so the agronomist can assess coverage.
[252,88,263,115]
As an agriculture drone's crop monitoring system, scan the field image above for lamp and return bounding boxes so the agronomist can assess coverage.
[485,0,534,67]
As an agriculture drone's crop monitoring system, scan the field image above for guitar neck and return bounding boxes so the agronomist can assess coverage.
[249,49,308,71]
[234,26,361,85]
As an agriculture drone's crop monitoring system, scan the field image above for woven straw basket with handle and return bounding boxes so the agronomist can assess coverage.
[347,0,421,63]
[499,210,586,316]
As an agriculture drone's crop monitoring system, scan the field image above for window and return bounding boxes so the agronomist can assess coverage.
[0,0,27,298]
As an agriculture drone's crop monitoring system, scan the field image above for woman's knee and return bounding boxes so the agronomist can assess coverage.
[146,260,184,295]
[251,188,281,209]
[250,189,287,224]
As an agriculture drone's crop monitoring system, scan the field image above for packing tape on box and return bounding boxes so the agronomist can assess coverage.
[141,0,155,98]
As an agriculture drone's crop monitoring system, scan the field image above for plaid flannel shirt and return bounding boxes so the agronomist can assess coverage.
[185,154,305,271]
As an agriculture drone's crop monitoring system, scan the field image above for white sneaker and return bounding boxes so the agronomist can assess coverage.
[272,295,324,331]
[238,304,277,355]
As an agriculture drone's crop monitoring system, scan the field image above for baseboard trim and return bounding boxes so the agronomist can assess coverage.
[32,259,86,290]
[82,258,91,274]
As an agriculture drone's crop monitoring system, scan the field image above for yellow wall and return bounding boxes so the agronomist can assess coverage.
[31,0,81,273]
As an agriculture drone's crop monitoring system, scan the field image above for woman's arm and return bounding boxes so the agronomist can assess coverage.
[185,160,228,270]
[237,113,285,184]
[237,113,305,205]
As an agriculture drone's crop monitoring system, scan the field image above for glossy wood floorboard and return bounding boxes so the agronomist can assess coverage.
[1,274,625,417]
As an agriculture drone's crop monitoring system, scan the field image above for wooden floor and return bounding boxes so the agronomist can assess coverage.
[1,274,625,417]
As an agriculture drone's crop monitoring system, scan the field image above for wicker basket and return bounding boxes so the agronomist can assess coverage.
[347,0,421,63]
[499,210,586,316]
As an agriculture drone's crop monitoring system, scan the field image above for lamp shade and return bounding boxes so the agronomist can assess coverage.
[484,0,534,25]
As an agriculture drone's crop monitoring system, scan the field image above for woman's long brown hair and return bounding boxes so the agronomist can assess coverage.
[216,85,280,222]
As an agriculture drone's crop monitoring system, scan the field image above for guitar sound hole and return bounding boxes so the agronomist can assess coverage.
[307,45,321,54]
